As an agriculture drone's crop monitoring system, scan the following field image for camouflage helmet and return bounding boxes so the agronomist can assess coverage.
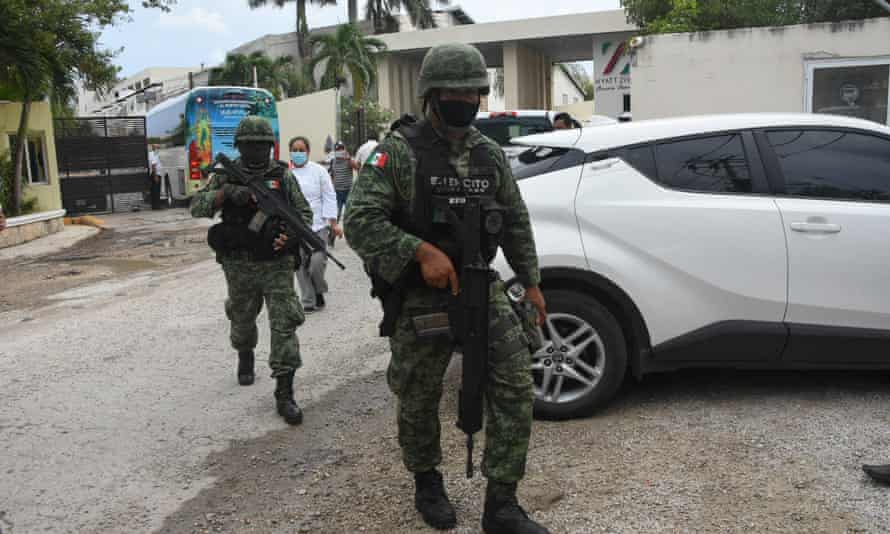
[234,115,275,144]
[416,43,490,99]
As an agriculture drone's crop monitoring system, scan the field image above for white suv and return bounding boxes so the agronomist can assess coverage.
[495,113,890,419]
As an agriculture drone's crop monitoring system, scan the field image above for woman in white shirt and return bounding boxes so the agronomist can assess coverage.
[288,136,342,312]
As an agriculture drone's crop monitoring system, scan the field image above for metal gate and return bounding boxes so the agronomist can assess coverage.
[55,116,149,214]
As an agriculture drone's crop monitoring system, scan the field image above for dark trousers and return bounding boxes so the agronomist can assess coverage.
[150,175,161,210]
[336,189,350,219]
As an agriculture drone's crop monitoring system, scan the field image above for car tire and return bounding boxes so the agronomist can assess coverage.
[533,288,627,420]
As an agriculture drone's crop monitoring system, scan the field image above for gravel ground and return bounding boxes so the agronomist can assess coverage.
[3,208,890,533]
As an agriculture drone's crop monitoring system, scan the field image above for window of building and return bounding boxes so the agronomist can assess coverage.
[767,129,890,202]
[654,134,752,194]
[8,134,49,185]
[807,58,890,126]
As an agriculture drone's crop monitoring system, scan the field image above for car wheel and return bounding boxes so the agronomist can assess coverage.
[532,289,627,419]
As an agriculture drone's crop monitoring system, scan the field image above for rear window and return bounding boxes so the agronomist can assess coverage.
[476,116,552,146]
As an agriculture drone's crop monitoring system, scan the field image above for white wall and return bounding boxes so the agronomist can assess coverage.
[553,67,586,107]
[277,89,338,164]
[632,17,890,121]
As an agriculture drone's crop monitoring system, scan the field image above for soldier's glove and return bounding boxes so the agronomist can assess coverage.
[223,183,253,206]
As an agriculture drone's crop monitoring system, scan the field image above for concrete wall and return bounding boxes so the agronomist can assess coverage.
[504,42,552,110]
[553,66,586,107]
[277,89,338,165]
[377,55,424,117]
[632,17,890,121]
[555,100,596,121]
[0,211,65,248]
[0,101,63,214]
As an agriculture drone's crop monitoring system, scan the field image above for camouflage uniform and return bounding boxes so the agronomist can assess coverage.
[190,122,313,379]
[344,117,540,484]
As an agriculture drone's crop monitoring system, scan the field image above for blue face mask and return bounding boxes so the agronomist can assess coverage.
[290,151,308,166]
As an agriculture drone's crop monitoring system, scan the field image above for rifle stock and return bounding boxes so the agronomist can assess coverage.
[214,153,346,270]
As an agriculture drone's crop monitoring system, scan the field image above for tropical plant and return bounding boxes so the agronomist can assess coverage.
[308,23,386,101]
[0,0,127,215]
[209,52,313,100]
[365,0,449,34]
[339,97,393,151]
[246,0,338,61]
[621,0,889,34]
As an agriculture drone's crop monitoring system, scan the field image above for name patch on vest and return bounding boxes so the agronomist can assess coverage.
[430,175,495,197]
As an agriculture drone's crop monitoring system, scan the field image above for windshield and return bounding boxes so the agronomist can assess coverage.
[475,116,552,146]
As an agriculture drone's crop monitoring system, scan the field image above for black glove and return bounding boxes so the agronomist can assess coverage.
[223,183,252,206]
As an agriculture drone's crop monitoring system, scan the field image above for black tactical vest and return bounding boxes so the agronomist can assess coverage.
[213,161,292,260]
[396,121,504,268]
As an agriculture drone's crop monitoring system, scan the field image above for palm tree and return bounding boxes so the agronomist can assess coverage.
[308,23,386,101]
[247,0,338,61]
[348,0,358,22]
[210,52,313,99]
[309,23,386,100]
[365,0,449,34]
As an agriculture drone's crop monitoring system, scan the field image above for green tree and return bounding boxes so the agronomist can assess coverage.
[365,0,449,34]
[308,23,386,101]
[247,0,338,61]
[209,51,313,100]
[0,0,129,215]
[339,97,393,151]
[621,0,889,34]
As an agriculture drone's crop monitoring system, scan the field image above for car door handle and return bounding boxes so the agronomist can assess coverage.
[588,159,617,171]
[790,222,841,234]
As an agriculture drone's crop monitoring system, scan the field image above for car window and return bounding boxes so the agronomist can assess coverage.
[767,129,890,202]
[475,117,552,146]
[513,147,585,181]
[612,145,657,181]
[654,134,753,194]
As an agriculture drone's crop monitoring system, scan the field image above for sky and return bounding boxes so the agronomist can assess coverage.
[101,0,622,79]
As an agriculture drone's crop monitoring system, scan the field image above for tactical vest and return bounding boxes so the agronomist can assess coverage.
[395,120,505,271]
[210,161,292,261]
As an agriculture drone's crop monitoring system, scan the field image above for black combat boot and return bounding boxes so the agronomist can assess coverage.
[414,469,457,530]
[864,464,890,484]
[482,482,550,534]
[315,293,325,309]
[237,350,255,386]
[274,372,303,425]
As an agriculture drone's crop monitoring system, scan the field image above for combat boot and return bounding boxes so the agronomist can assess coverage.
[414,469,457,530]
[864,464,890,484]
[482,482,550,534]
[237,350,255,386]
[274,372,303,425]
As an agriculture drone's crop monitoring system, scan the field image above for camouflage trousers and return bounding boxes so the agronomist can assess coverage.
[388,280,535,483]
[221,255,305,377]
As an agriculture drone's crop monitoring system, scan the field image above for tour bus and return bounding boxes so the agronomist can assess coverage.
[146,86,280,203]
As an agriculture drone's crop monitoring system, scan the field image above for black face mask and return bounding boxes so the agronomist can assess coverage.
[436,98,479,128]
[239,142,272,169]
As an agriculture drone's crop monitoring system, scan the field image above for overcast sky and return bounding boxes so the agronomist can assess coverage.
[101,0,621,78]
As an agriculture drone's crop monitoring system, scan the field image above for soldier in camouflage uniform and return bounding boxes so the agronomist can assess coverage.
[344,44,550,534]
[190,115,312,426]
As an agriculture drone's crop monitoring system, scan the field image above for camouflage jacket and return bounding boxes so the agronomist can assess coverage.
[344,122,540,288]
[190,159,313,246]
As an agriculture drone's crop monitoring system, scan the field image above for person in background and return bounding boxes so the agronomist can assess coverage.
[148,143,162,210]
[352,132,380,174]
[0,204,6,232]
[329,140,354,221]
[552,112,579,130]
[288,135,341,313]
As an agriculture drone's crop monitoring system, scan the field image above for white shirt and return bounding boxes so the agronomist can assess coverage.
[290,161,338,232]
[354,140,379,171]
[148,150,162,174]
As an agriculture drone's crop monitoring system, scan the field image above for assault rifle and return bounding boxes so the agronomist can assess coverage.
[446,195,501,479]
[213,153,346,270]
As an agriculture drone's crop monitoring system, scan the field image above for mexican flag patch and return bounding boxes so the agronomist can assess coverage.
[265,179,280,190]
[368,152,388,169]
